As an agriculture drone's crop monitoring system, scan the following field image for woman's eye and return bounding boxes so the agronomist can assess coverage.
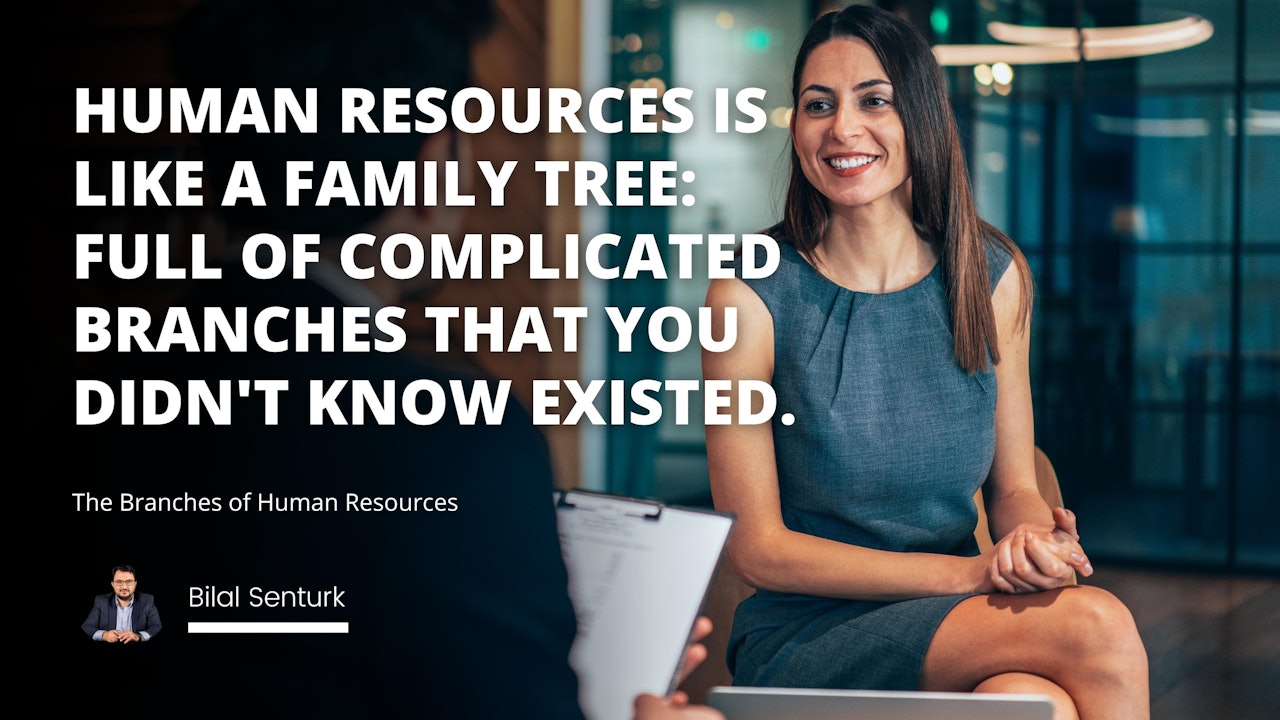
[863,95,892,108]
[803,99,833,113]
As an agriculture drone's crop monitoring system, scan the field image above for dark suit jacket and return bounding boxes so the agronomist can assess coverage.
[82,592,162,639]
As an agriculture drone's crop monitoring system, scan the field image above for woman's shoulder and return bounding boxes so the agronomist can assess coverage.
[982,232,1033,335]
[731,236,810,308]
[983,235,1016,291]
[705,273,777,378]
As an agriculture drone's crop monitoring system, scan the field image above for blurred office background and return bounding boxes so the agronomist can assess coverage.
[597,0,1278,576]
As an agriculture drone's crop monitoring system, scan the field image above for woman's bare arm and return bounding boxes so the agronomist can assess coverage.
[982,260,1091,591]
[704,276,994,601]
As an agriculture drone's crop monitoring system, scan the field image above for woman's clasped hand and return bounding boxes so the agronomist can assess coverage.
[981,507,1094,595]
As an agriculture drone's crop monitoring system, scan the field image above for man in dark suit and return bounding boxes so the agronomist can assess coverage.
[82,565,162,643]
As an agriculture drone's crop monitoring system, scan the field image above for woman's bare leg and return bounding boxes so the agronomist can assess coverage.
[920,585,1148,720]
[974,672,1078,720]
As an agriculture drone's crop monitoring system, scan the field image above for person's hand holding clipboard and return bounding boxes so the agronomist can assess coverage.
[555,490,735,720]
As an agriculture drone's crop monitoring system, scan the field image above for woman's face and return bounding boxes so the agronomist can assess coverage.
[791,37,911,217]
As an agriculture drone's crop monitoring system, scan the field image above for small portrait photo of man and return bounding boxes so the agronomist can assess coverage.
[82,565,162,643]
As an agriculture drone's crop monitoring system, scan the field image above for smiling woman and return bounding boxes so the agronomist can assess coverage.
[703,5,1149,720]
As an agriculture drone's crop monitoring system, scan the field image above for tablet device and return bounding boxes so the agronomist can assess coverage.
[706,686,1055,720]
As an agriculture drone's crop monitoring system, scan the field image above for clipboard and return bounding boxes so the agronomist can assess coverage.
[555,489,735,720]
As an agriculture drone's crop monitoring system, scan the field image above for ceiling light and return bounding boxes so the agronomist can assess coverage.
[934,14,1213,66]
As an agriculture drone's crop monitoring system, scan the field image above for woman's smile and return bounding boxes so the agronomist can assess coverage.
[824,153,879,175]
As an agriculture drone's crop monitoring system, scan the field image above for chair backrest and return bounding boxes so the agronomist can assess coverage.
[680,447,1069,704]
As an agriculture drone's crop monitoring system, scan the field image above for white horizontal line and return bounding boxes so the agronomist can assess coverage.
[187,622,348,634]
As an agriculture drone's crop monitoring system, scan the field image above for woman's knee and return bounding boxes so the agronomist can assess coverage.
[1052,586,1147,677]
[925,587,1147,694]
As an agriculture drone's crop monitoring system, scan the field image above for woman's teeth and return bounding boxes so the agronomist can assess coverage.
[828,156,875,170]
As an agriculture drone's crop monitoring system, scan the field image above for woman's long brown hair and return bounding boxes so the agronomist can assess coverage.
[771,5,1031,374]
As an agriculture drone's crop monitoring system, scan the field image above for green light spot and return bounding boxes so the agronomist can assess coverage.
[745,27,770,52]
[930,8,950,36]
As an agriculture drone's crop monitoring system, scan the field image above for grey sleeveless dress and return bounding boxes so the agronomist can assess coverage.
[727,239,1013,691]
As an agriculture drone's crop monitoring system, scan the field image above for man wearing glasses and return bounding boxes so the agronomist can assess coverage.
[82,565,162,643]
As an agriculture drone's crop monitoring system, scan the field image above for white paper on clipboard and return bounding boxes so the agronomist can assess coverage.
[554,490,735,720]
